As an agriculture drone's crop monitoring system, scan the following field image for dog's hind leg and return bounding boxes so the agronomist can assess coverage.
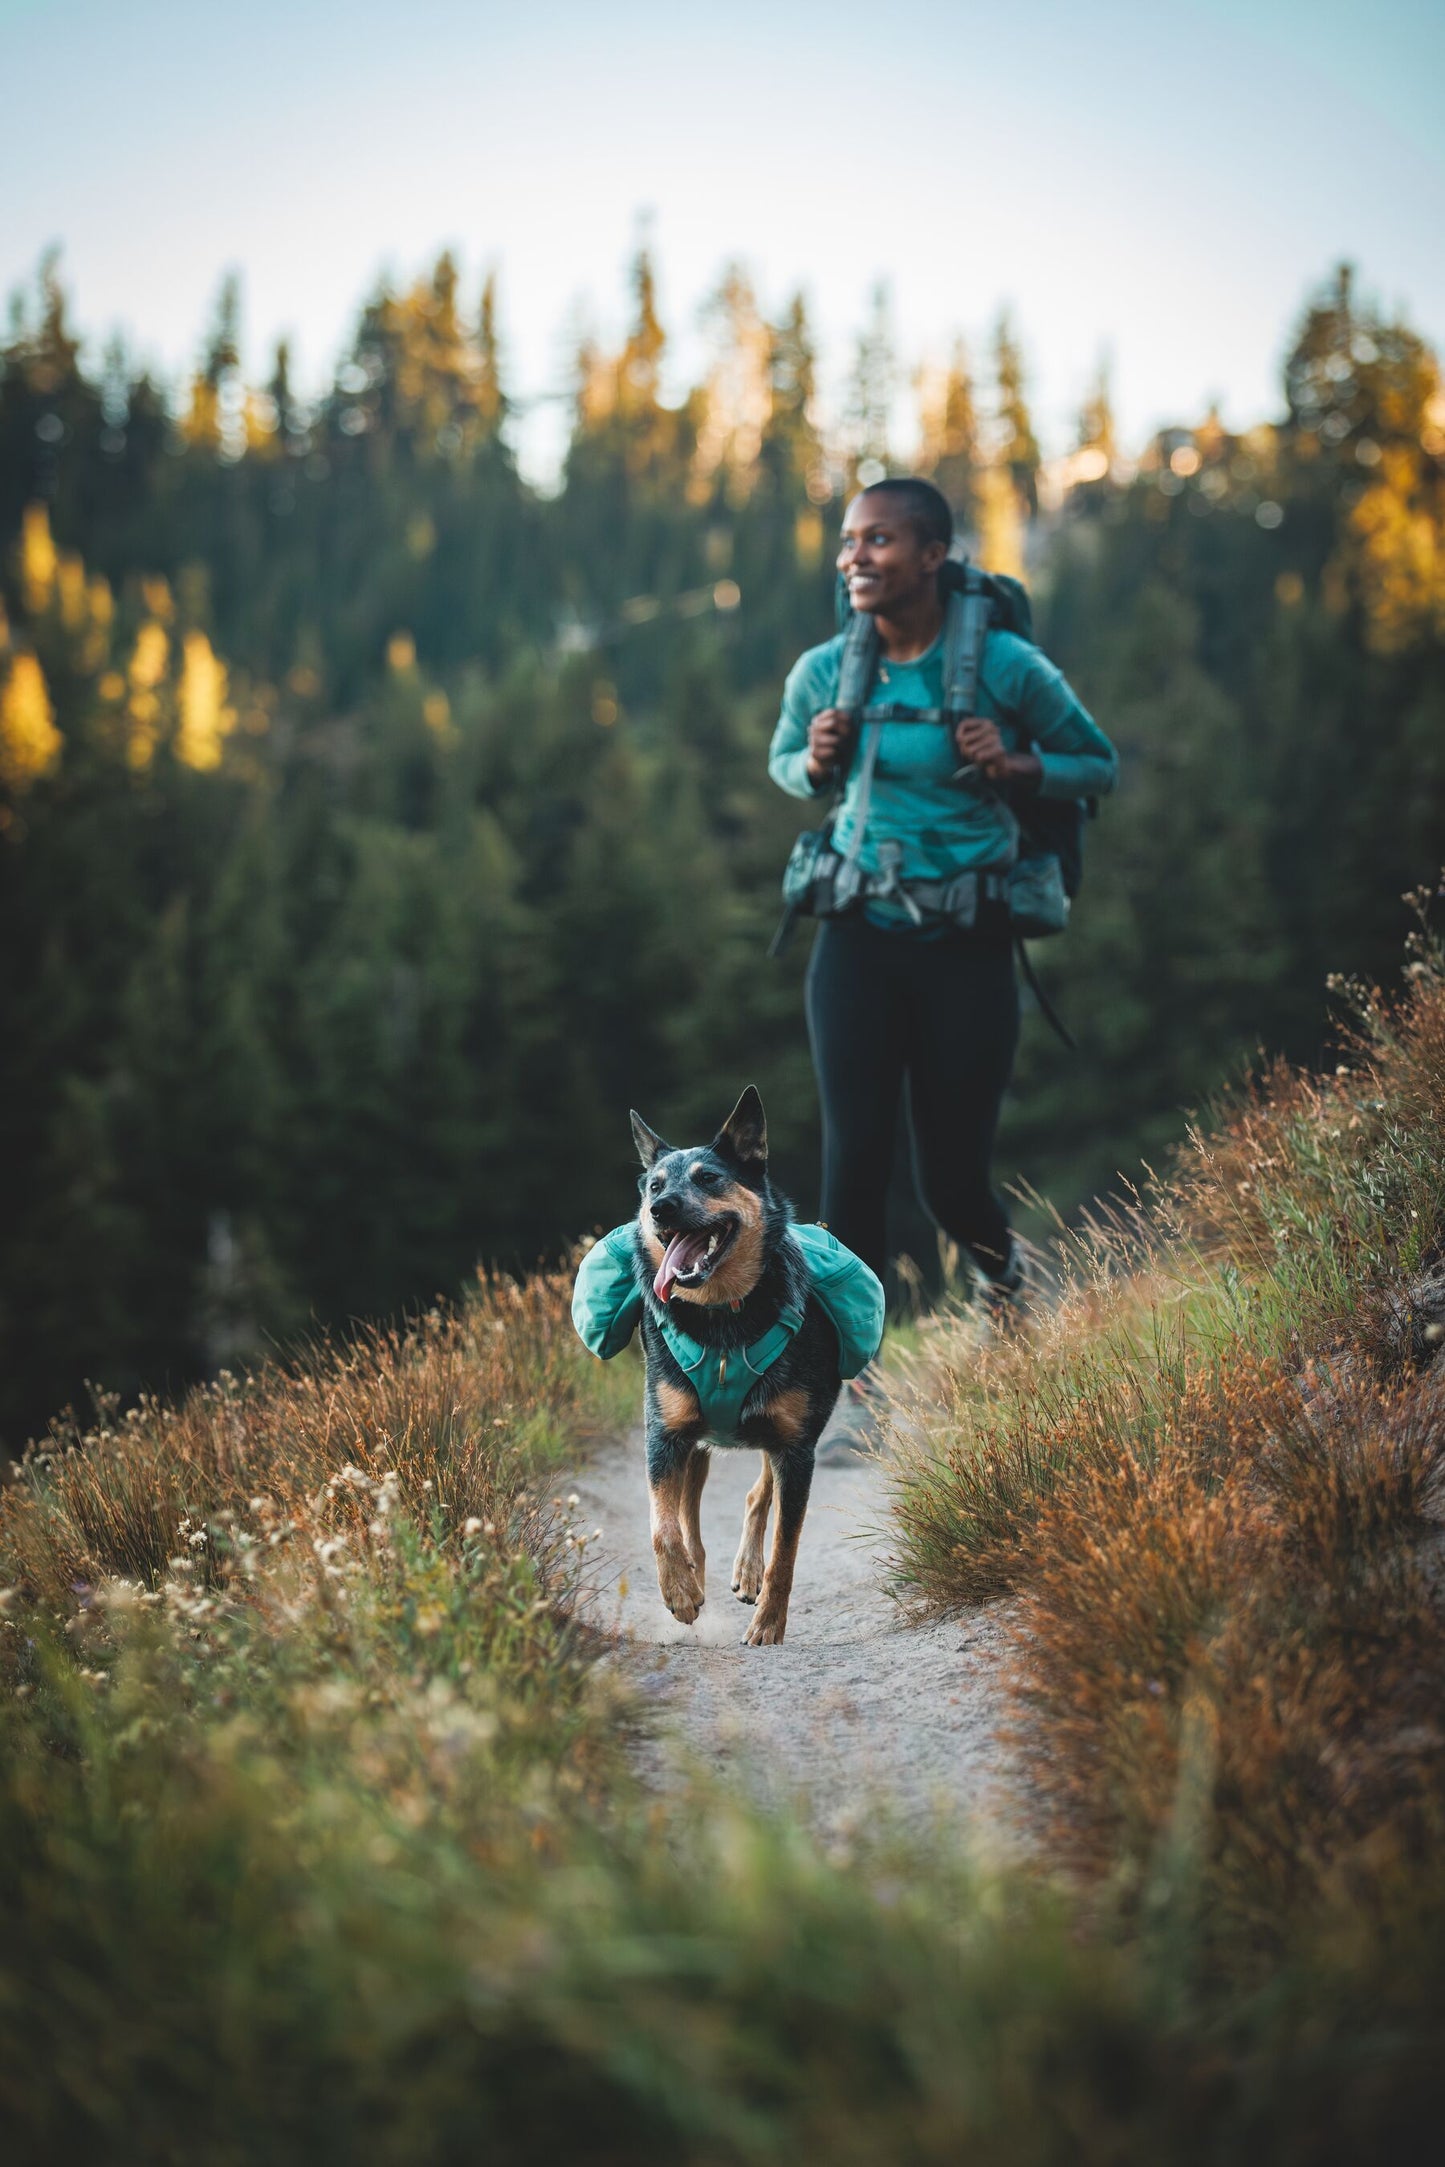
[679,1444,710,1597]
[743,1445,814,1647]
[731,1453,772,1605]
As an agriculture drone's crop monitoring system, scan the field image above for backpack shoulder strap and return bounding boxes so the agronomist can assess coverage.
[831,610,883,878]
[835,609,878,715]
[941,570,993,720]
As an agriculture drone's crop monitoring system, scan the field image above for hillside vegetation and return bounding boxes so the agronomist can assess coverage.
[4,254,1445,1443]
[891,891,1445,1957]
[4,915,1445,2161]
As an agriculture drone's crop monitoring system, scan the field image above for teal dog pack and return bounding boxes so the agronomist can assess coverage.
[572,1221,884,1440]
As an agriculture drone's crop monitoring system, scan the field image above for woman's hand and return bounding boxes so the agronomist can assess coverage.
[953,716,1042,789]
[806,708,856,787]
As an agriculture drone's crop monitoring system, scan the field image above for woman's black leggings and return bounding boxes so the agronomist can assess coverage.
[804,913,1019,1288]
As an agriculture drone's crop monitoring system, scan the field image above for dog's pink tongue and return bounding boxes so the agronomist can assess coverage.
[654,1231,699,1301]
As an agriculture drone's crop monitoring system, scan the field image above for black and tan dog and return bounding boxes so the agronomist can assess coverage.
[626,1086,842,1647]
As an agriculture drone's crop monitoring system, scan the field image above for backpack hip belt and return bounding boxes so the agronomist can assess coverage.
[783,845,1010,930]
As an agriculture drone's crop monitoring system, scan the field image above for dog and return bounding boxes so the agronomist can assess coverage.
[627,1086,843,1647]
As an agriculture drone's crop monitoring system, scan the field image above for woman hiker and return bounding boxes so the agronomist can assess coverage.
[768,475,1118,1341]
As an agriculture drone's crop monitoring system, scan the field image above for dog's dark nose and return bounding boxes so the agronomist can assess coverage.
[650,1193,681,1232]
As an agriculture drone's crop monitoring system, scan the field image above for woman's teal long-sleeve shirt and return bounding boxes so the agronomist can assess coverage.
[767,626,1118,886]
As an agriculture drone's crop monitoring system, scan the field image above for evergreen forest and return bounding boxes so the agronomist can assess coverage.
[3,250,1444,1449]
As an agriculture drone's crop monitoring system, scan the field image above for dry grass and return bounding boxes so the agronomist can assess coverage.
[889,888,1445,1948]
[1,1266,612,1616]
[4,918,1445,2155]
[1012,1365,1445,1936]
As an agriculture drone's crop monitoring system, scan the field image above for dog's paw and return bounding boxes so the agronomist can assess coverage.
[742,1597,788,1646]
[655,1546,704,1625]
[731,1543,765,1604]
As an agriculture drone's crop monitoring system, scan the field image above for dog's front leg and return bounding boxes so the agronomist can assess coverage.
[743,1444,814,1647]
[679,1442,710,1597]
[646,1415,706,1625]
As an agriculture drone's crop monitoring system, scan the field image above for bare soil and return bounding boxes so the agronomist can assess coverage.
[562,1427,1020,1846]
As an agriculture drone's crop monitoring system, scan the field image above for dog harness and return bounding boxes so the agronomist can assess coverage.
[572,1221,884,1442]
[648,1297,808,1438]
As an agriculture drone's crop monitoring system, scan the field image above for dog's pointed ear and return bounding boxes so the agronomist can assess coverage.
[714,1085,767,1172]
[630,1110,670,1170]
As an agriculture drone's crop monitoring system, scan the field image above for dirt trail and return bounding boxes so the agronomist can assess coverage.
[562,1429,1018,1845]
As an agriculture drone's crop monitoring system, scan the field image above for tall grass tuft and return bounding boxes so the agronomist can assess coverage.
[889,888,1445,1948]
[2,1266,612,1615]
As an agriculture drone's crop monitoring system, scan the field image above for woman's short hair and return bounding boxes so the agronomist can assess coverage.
[860,476,953,552]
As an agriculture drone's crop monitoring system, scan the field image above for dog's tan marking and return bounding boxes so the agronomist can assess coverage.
[759,1384,809,1445]
[655,1378,700,1433]
[649,1464,704,1624]
[731,1452,772,1603]
[670,1183,765,1308]
[679,1445,710,1594]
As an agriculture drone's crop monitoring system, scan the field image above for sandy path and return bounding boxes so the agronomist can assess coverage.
[561,1429,1018,1845]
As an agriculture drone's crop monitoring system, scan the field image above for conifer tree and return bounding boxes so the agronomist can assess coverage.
[917,338,980,533]
[993,310,1041,515]
[846,282,894,484]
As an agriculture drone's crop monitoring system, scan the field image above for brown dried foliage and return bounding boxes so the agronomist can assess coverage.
[895,905,1445,1947]
[1012,1360,1445,1942]
[0,1269,592,1613]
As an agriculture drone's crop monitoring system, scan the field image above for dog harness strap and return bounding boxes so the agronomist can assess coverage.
[648,1299,808,1439]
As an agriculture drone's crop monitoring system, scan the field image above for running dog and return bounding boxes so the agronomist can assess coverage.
[627,1087,843,1646]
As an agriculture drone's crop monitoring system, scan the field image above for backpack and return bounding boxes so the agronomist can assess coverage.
[832,557,1092,904]
[572,1221,885,1437]
[771,556,1089,1047]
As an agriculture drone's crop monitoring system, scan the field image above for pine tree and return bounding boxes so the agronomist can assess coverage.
[917,338,980,533]
[993,311,1041,516]
[846,282,894,485]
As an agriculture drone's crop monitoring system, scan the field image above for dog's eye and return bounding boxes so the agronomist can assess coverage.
[649,1175,664,1194]
[694,1167,719,1188]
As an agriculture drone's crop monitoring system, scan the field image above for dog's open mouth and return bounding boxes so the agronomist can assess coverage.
[654,1215,740,1301]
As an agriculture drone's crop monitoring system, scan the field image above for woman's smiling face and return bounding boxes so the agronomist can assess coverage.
[837,490,946,615]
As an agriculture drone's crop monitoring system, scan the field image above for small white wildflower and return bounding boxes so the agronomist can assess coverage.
[567,1493,579,1508]
[462,1517,484,1536]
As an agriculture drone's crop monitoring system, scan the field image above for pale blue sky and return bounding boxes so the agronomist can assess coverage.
[2,0,1441,480]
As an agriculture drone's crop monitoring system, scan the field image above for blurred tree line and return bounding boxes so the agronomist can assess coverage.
[2,251,1443,1445]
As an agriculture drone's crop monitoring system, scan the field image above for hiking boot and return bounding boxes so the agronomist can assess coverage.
[976,1237,1041,1337]
[815,1363,885,1464]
